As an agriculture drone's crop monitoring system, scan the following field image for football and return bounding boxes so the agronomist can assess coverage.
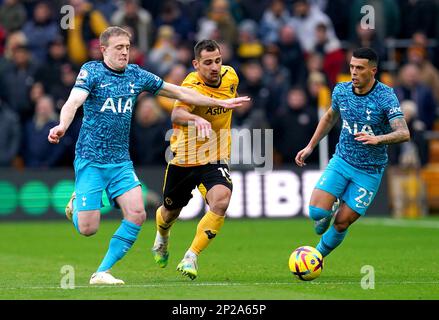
[289,246,324,281]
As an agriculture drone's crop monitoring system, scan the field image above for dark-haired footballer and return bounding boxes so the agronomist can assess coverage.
[295,47,410,258]
[151,39,244,280]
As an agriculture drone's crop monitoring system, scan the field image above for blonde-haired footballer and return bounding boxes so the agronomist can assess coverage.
[152,39,243,280]
[49,27,248,285]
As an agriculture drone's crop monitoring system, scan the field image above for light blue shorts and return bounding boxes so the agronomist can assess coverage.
[74,157,141,211]
[315,155,384,215]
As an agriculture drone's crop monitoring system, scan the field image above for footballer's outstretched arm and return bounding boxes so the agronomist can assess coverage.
[295,107,340,167]
[159,82,250,109]
[307,107,340,149]
[354,117,410,145]
[48,88,89,144]
[171,106,212,139]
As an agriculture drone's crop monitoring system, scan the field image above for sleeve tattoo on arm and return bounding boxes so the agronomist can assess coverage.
[379,117,410,145]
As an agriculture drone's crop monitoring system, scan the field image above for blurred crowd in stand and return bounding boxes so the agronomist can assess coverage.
[0,0,438,170]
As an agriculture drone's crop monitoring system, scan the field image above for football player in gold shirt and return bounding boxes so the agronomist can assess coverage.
[152,40,244,279]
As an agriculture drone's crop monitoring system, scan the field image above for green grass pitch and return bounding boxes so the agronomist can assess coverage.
[1,217,439,300]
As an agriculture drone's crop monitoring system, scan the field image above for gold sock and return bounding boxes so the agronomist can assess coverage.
[156,207,177,237]
[190,210,225,255]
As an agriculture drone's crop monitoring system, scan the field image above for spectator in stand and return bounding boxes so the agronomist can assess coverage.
[130,96,170,166]
[306,71,328,110]
[2,44,39,124]
[50,63,79,111]
[0,99,21,167]
[406,44,439,105]
[3,30,27,60]
[29,82,46,116]
[276,24,307,87]
[155,0,193,42]
[236,19,264,62]
[22,1,59,64]
[351,21,386,64]
[288,0,338,54]
[196,19,222,43]
[111,0,153,54]
[261,49,290,115]
[305,52,327,81]
[0,31,25,102]
[198,0,238,46]
[156,63,187,114]
[411,31,435,65]
[312,22,345,88]
[148,25,178,77]
[22,95,65,168]
[35,37,68,97]
[175,42,195,70]
[272,87,319,165]
[259,0,290,45]
[239,59,273,123]
[64,0,108,66]
[0,0,26,33]
[394,63,437,131]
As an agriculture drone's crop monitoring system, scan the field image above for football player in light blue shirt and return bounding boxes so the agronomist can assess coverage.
[295,48,410,258]
[48,26,249,285]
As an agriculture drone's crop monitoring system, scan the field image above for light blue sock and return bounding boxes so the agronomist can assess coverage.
[96,219,141,272]
[72,197,80,233]
[309,206,332,221]
[316,225,347,257]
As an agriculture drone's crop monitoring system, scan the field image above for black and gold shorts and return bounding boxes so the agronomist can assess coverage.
[162,163,233,210]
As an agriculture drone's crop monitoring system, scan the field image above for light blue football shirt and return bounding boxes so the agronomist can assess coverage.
[73,61,164,164]
[331,80,404,172]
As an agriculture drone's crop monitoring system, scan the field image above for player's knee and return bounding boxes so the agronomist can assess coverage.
[309,206,331,221]
[209,197,230,215]
[333,220,349,232]
[126,207,146,226]
[208,187,231,214]
[79,225,99,237]
[161,207,181,223]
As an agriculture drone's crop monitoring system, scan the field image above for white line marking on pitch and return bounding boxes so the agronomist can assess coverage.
[3,280,439,290]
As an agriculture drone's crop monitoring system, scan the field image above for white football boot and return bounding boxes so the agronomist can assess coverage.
[89,271,125,285]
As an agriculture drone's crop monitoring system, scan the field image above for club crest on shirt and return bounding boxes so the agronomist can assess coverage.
[230,83,235,94]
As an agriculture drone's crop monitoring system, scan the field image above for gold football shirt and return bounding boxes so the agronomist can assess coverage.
[170,65,239,166]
